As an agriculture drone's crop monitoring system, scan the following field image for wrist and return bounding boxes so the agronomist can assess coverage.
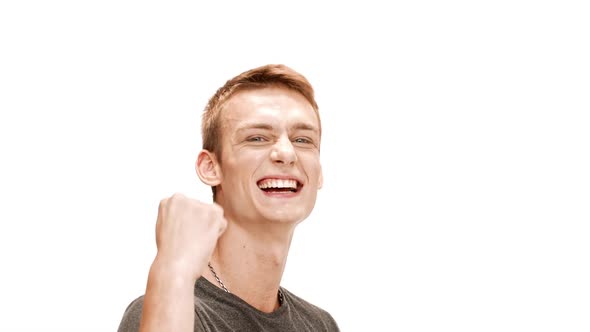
[149,255,200,286]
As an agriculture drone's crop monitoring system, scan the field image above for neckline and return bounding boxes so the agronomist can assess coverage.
[197,276,288,317]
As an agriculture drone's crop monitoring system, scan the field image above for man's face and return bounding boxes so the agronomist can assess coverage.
[216,87,322,225]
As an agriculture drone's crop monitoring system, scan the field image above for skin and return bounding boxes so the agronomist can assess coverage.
[139,86,323,331]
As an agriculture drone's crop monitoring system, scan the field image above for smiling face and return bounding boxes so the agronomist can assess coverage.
[213,86,323,225]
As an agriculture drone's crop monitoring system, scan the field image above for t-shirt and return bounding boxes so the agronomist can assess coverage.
[118,277,340,331]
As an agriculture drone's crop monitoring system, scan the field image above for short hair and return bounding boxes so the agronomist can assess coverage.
[201,64,321,200]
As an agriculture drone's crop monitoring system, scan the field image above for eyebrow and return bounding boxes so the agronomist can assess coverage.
[291,123,319,133]
[236,123,274,132]
[236,123,319,134]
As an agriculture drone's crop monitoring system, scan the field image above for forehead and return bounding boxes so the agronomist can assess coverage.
[221,87,319,131]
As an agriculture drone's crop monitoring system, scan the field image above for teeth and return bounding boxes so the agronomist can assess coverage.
[258,179,298,189]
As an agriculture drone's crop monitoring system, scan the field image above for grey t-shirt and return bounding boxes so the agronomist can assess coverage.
[118,277,340,331]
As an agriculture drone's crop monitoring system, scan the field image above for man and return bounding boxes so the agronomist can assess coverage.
[118,64,339,331]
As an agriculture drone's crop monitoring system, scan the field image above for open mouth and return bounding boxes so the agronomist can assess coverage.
[257,178,303,193]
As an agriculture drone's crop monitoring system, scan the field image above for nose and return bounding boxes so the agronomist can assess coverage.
[270,136,297,165]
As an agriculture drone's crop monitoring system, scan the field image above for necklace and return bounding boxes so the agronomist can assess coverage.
[207,262,284,306]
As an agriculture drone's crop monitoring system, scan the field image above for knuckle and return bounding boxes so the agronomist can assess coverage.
[169,192,185,202]
[157,198,168,219]
[210,203,224,215]
[159,198,168,209]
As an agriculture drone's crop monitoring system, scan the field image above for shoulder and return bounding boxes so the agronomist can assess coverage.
[281,287,339,330]
[117,296,145,332]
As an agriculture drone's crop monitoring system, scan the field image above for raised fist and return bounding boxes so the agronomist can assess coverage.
[154,193,227,280]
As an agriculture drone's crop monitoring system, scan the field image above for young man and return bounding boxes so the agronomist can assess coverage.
[118,64,339,331]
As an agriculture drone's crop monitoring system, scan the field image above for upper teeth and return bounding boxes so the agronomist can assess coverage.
[258,179,298,189]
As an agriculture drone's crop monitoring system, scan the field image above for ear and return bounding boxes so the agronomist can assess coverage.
[196,150,222,187]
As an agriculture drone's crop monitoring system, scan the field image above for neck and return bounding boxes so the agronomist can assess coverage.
[204,219,295,313]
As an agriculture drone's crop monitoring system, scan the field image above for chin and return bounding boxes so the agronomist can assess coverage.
[251,190,310,221]
[260,207,311,224]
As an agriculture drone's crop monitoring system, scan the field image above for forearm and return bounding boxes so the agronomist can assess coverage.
[139,259,197,332]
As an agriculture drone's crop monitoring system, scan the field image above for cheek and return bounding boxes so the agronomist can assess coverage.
[234,147,266,162]
[301,155,322,179]
[224,152,265,183]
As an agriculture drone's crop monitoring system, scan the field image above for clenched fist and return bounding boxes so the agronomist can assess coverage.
[153,193,227,281]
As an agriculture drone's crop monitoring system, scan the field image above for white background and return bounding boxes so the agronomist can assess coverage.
[1,1,589,331]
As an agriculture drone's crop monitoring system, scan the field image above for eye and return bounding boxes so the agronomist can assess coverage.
[246,136,267,142]
[294,137,313,144]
